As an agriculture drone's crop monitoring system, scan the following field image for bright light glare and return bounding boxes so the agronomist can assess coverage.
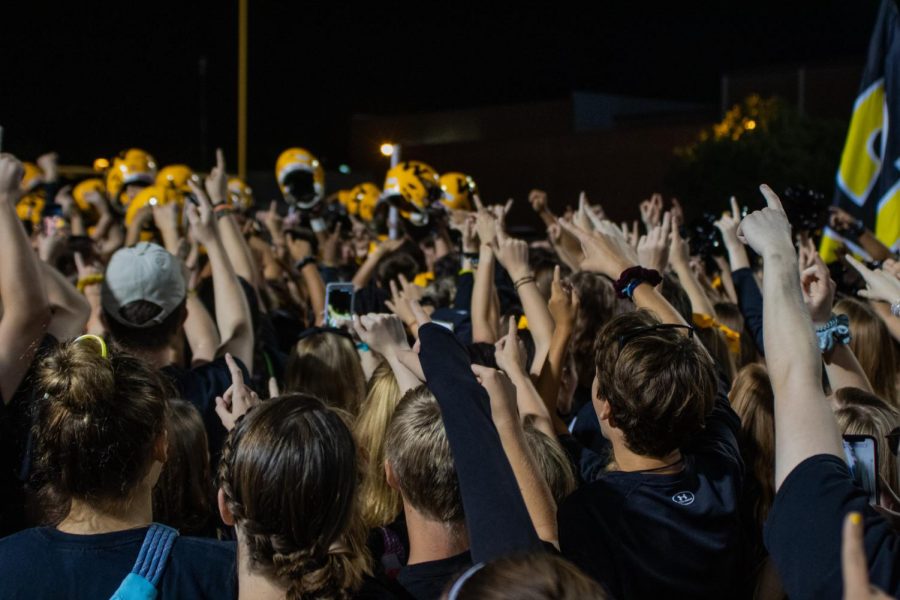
[745,119,757,130]
[380,143,395,157]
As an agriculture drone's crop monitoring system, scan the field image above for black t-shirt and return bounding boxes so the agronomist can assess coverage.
[161,355,249,461]
[0,526,236,599]
[397,551,472,600]
[558,386,744,599]
[764,454,900,600]
[0,334,58,536]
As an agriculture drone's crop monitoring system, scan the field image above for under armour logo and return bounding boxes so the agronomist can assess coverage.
[672,491,695,506]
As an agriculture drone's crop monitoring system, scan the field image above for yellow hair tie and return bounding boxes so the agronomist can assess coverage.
[692,313,741,355]
[518,315,529,330]
[73,334,109,359]
[76,274,104,293]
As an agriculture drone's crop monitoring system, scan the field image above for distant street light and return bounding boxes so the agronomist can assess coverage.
[380,143,395,157]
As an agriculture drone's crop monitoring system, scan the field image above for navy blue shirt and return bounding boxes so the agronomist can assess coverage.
[397,551,472,600]
[764,454,900,600]
[558,383,744,598]
[0,526,236,599]
[162,355,249,461]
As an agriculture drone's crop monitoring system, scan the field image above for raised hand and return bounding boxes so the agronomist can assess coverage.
[845,256,900,305]
[529,189,548,213]
[205,148,228,205]
[547,265,579,330]
[640,192,663,231]
[800,252,836,326]
[559,217,638,279]
[714,196,743,249]
[0,154,24,201]
[736,184,793,259]
[494,316,527,377]
[321,222,343,267]
[475,206,498,247]
[186,180,218,247]
[495,229,530,281]
[214,353,260,431]
[638,211,672,273]
[352,313,410,358]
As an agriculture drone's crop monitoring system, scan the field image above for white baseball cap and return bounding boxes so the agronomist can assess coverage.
[101,242,186,328]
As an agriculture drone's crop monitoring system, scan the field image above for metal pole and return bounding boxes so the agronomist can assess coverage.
[390,144,401,168]
[238,0,248,181]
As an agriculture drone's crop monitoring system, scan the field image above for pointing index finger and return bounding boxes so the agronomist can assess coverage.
[759,184,785,213]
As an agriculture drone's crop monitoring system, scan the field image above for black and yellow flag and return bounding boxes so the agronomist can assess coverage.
[824,0,900,260]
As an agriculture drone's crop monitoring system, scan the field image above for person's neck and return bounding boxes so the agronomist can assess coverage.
[404,506,469,565]
[57,486,153,535]
[235,538,288,600]
[125,345,175,370]
[610,436,683,474]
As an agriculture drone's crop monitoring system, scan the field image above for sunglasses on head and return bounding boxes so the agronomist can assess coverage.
[617,323,694,351]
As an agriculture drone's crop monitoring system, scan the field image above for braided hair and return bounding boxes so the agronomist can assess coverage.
[217,394,369,599]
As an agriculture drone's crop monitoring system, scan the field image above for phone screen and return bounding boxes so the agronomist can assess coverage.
[842,435,879,504]
[325,284,354,328]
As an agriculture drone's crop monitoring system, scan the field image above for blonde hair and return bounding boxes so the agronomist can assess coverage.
[730,364,775,528]
[354,362,404,529]
[522,415,577,505]
[385,385,463,523]
[285,331,367,416]
[835,299,898,407]
[834,387,900,500]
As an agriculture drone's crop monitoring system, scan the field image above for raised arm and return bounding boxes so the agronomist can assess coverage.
[353,313,423,395]
[559,217,686,326]
[536,266,580,436]
[669,223,717,319]
[494,230,554,374]
[205,149,260,292]
[800,253,873,394]
[39,261,90,341]
[0,155,51,403]
[187,180,254,372]
[472,362,558,546]
[494,317,555,438]
[418,322,543,563]
[740,185,842,487]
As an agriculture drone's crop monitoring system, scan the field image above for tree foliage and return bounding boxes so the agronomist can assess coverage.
[666,95,847,215]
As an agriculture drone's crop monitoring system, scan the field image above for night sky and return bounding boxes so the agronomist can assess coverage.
[0,1,880,171]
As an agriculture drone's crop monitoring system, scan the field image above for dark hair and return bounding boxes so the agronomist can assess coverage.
[152,400,213,536]
[218,394,368,599]
[103,300,187,351]
[659,274,693,323]
[446,553,608,599]
[375,251,419,289]
[594,310,716,457]
[570,272,623,388]
[33,340,168,507]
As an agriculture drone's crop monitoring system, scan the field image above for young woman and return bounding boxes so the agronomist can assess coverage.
[0,336,236,598]
[217,393,394,599]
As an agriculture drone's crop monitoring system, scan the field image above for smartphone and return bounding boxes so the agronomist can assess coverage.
[325,283,355,328]
[842,434,879,504]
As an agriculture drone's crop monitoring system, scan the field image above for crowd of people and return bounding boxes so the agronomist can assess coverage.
[0,146,898,599]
